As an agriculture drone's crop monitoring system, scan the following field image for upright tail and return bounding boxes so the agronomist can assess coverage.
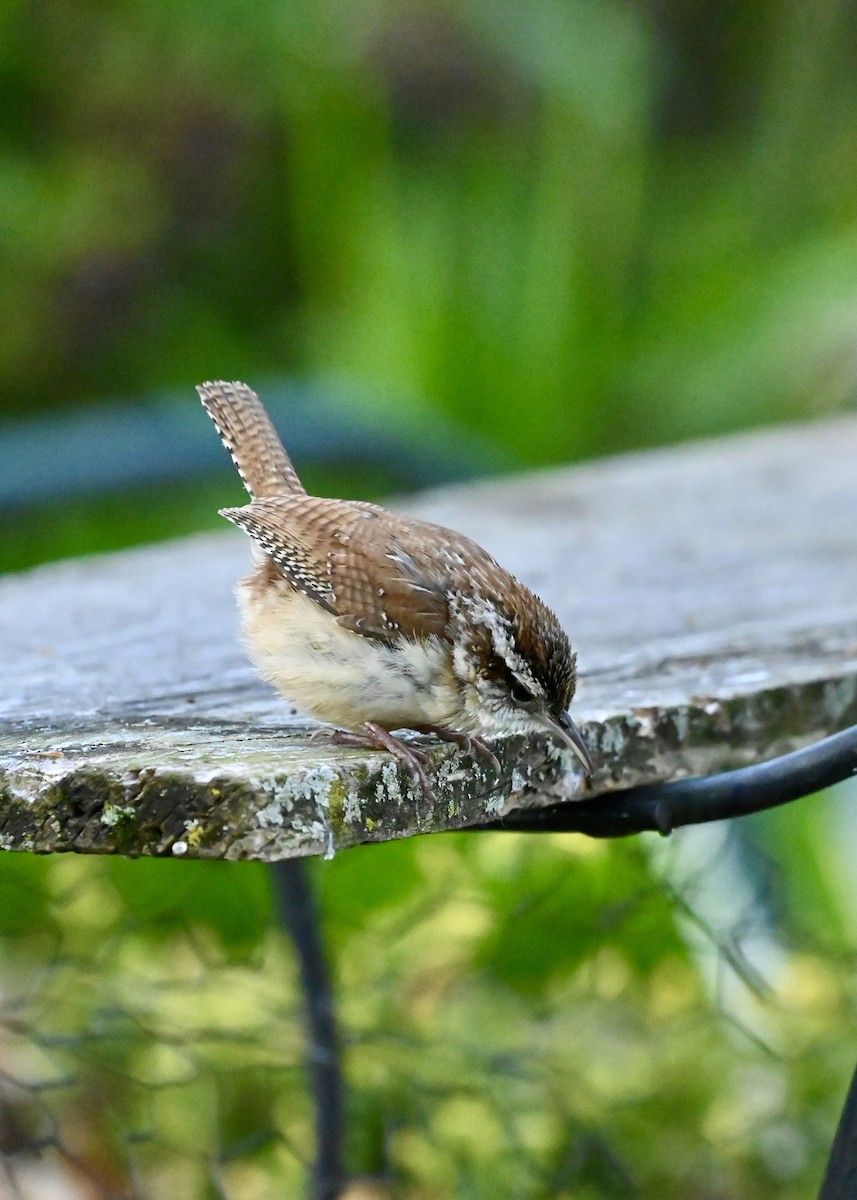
[197,380,306,499]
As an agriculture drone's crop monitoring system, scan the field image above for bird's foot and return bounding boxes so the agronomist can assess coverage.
[413,724,501,773]
[329,724,494,798]
[356,722,435,796]
[329,726,429,765]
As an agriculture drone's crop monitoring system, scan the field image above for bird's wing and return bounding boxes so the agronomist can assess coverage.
[219,496,491,644]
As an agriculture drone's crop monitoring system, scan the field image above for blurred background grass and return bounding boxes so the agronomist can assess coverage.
[1,0,854,525]
[0,1,855,1197]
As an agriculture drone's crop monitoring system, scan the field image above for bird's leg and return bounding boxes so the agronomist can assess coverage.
[329,726,429,765]
[357,722,435,796]
[413,724,501,773]
[327,728,369,749]
[329,724,433,795]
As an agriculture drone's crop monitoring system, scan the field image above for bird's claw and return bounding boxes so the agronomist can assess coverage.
[361,723,436,797]
[414,724,501,773]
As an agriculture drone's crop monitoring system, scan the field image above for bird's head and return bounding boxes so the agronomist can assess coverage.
[450,585,592,774]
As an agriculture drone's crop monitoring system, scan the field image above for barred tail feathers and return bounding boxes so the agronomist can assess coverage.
[197,380,305,499]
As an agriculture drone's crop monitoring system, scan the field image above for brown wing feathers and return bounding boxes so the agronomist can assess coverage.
[328,521,450,642]
[219,497,336,611]
[220,494,451,644]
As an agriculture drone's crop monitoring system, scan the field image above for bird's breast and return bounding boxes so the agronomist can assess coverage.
[236,575,464,731]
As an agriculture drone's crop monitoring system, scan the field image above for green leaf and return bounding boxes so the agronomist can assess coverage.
[475,839,688,995]
[105,857,273,952]
[315,838,424,939]
[0,851,53,935]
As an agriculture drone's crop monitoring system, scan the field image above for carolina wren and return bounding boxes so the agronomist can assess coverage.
[198,381,592,789]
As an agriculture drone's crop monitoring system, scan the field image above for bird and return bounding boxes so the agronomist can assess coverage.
[198,380,592,791]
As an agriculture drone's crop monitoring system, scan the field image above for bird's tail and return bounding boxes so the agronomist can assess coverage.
[197,380,306,499]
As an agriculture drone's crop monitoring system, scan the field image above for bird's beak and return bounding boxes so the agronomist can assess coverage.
[541,710,593,776]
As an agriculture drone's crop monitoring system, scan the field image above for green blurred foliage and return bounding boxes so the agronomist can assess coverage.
[0,1,854,1196]
[473,835,689,993]
[0,0,853,465]
[0,0,853,565]
[104,857,274,953]
[1,821,853,1199]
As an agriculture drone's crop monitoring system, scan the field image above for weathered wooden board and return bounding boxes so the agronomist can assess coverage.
[1,415,856,860]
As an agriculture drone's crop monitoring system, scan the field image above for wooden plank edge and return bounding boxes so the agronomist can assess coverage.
[2,671,856,861]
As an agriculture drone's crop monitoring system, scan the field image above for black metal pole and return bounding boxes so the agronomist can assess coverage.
[272,859,345,1200]
[471,724,857,837]
[818,1056,857,1200]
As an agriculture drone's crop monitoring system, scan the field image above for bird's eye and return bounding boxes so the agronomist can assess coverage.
[509,678,536,704]
[485,655,538,705]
